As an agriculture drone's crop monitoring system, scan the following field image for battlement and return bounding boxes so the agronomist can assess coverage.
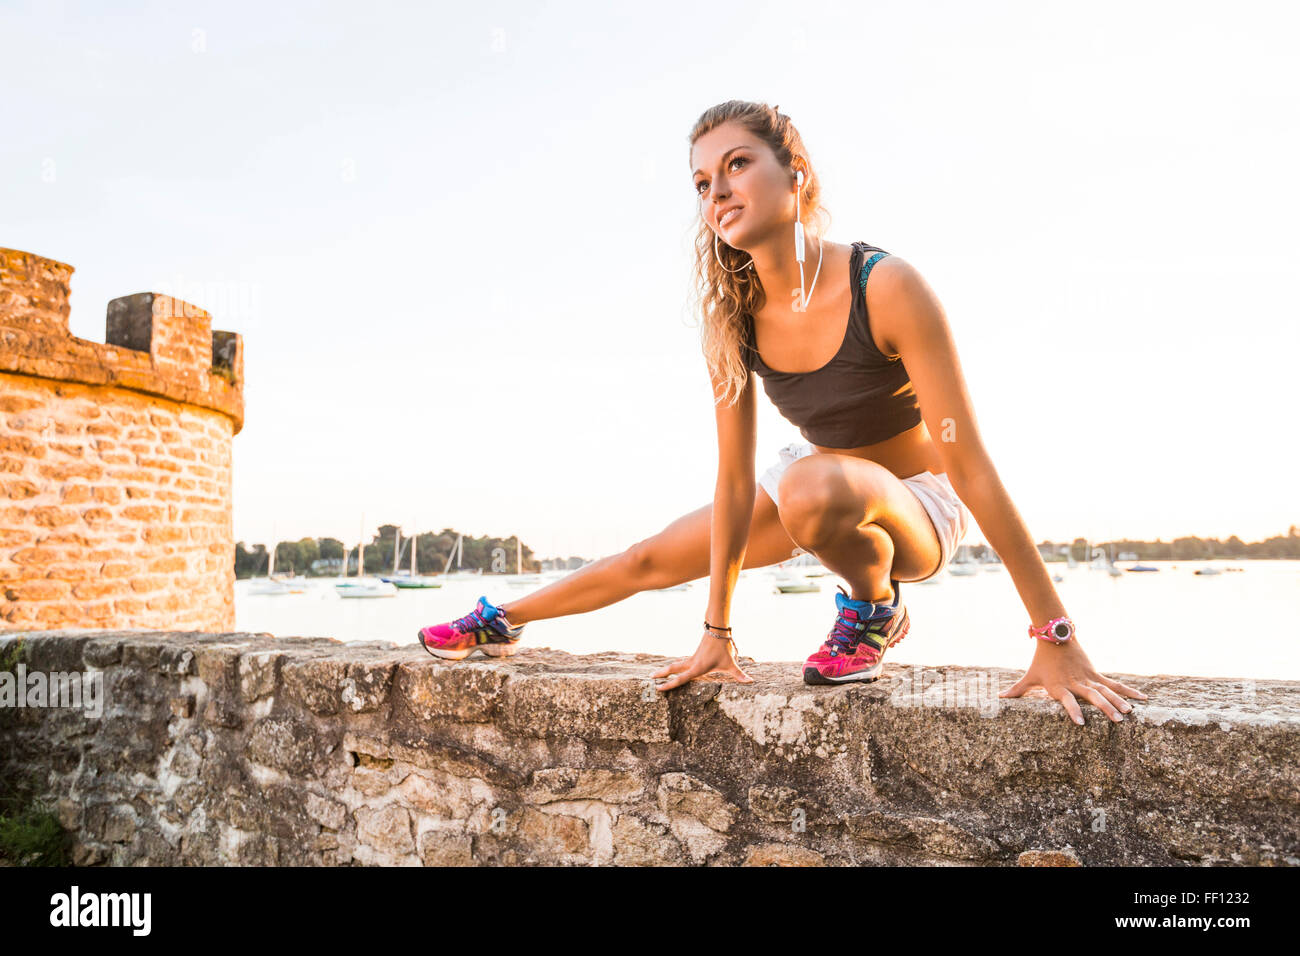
[0,248,243,432]
[0,246,243,633]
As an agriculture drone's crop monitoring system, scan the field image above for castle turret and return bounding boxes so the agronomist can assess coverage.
[0,247,245,631]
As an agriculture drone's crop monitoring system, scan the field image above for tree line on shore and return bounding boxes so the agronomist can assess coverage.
[1016,527,1300,564]
[233,525,587,579]
[234,525,1300,578]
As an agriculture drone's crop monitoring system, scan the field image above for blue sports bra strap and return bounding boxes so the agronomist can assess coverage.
[858,249,890,292]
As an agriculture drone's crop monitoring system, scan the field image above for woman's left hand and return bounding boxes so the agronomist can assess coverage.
[999,639,1148,726]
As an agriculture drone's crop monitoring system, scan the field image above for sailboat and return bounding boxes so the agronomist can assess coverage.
[442,534,482,580]
[335,518,398,598]
[508,537,543,587]
[1107,542,1123,577]
[250,531,298,595]
[773,565,820,593]
[947,548,978,576]
[1090,543,1122,576]
[771,551,822,592]
[540,533,570,583]
[766,551,822,592]
[380,527,443,589]
[784,551,832,576]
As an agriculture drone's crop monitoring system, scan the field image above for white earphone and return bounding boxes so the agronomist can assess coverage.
[793,166,821,310]
[794,170,806,263]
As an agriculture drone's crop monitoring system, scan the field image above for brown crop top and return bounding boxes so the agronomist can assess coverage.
[743,241,923,449]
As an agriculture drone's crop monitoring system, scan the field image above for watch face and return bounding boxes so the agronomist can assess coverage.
[1052,622,1072,641]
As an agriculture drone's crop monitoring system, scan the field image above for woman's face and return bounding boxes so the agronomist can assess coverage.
[691,123,793,247]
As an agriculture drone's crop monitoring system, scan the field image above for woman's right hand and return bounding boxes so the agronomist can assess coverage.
[652,630,754,692]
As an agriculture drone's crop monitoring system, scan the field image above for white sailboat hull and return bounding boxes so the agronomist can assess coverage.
[334,579,399,598]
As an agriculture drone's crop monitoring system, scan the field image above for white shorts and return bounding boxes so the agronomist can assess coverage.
[758,440,972,581]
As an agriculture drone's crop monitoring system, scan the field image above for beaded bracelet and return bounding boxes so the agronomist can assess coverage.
[703,619,737,652]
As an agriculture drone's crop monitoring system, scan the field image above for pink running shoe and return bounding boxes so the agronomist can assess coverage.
[803,582,909,685]
[416,595,526,660]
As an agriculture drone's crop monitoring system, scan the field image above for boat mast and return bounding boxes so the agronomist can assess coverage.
[359,515,365,578]
[393,528,401,576]
[444,533,462,574]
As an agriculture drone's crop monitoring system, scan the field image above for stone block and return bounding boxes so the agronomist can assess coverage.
[355,805,415,856]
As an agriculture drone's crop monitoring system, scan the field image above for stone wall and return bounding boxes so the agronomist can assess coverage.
[1,630,1296,866]
[0,248,244,632]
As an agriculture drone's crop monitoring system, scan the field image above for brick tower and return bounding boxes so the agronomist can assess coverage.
[0,247,245,631]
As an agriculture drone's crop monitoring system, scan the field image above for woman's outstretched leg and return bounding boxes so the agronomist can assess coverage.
[495,486,800,626]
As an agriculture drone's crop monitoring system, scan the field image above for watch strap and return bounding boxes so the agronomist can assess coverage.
[1029,616,1074,643]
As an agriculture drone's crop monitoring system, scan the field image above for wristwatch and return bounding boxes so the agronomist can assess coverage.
[1029,616,1075,644]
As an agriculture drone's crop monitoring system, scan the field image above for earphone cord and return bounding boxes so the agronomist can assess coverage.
[795,172,824,309]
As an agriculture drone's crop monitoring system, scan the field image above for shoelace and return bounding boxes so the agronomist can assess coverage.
[827,613,864,651]
[452,607,492,633]
[826,615,880,662]
[825,589,889,659]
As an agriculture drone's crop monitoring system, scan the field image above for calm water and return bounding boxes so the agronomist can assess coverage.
[234,560,1300,681]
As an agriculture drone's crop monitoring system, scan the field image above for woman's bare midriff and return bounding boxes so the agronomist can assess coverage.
[810,420,945,481]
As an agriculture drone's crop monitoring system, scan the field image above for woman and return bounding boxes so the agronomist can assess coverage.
[417,100,1148,727]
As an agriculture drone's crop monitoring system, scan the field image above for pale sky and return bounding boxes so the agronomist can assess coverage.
[3,0,1296,559]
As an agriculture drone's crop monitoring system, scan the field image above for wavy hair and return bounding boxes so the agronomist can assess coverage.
[687,100,832,407]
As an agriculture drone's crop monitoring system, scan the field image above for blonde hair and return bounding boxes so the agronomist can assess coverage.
[687,100,832,407]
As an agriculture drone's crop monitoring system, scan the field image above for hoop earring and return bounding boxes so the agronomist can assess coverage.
[714,232,754,273]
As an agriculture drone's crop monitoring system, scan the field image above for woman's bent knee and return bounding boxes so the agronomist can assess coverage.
[621,538,658,583]
[777,480,848,550]
[621,536,689,588]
